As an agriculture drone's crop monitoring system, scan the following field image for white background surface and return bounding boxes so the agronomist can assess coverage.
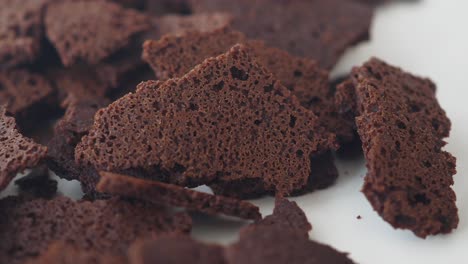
[2,1,467,263]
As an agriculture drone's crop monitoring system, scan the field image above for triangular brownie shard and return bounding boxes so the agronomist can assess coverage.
[0,106,47,191]
[0,196,191,264]
[128,234,225,264]
[45,0,150,66]
[227,198,355,264]
[76,44,337,196]
[0,0,47,68]
[336,58,458,238]
[189,0,373,69]
[97,171,261,220]
[240,198,312,237]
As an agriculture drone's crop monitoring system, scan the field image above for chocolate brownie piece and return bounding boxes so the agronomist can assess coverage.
[128,234,225,264]
[227,225,355,264]
[0,0,46,68]
[30,242,127,264]
[0,196,191,264]
[0,106,47,191]
[97,172,261,220]
[227,197,355,264]
[142,29,346,197]
[189,0,373,69]
[337,58,458,237]
[0,69,55,120]
[45,0,150,66]
[76,45,337,196]
[155,12,233,38]
[241,198,312,237]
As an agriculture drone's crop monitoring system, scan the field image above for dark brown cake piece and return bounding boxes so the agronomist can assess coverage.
[0,69,55,120]
[241,198,311,237]
[0,196,192,264]
[0,0,47,68]
[142,29,347,197]
[128,234,225,264]
[29,242,127,264]
[77,45,337,196]
[0,106,47,191]
[226,197,355,264]
[189,0,373,69]
[45,0,150,66]
[336,58,458,238]
[97,172,261,220]
[227,225,355,264]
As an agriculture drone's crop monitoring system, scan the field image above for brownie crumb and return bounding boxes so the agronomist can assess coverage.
[357,215,362,220]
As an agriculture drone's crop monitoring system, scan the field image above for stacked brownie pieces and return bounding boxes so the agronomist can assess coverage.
[0,0,461,263]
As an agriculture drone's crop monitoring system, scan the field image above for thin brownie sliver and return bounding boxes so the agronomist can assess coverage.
[0,0,46,68]
[97,172,261,220]
[128,234,225,264]
[0,196,191,264]
[0,106,47,191]
[189,0,373,69]
[336,58,458,237]
[45,0,150,66]
[76,45,337,196]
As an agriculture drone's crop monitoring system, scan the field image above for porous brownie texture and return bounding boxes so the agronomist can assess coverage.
[97,171,261,220]
[0,0,47,68]
[189,0,373,69]
[336,58,458,237]
[0,106,47,191]
[76,45,337,196]
[45,0,150,66]
[0,196,192,264]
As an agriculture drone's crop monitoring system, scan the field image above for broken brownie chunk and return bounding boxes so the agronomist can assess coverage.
[336,58,458,237]
[45,0,150,66]
[0,0,47,68]
[0,196,191,264]
[0,106,47,191]
[76,45,337,196]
